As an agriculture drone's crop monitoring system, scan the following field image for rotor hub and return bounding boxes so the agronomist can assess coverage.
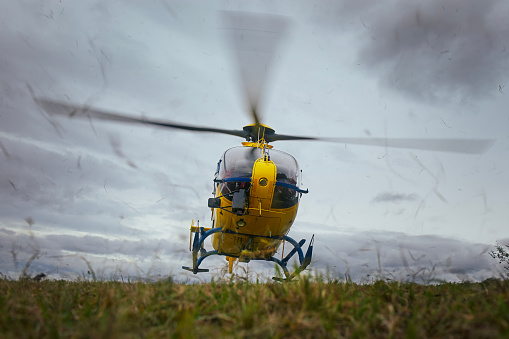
[243,124,275,142]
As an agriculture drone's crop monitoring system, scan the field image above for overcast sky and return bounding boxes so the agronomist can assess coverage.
[1,0,508,282]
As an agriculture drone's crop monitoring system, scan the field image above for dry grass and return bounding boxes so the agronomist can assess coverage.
[1,276,508,338]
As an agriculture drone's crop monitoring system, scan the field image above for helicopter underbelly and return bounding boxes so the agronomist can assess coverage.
[211,203,299,258]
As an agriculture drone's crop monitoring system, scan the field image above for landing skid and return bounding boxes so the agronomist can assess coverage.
[181,226,314,281]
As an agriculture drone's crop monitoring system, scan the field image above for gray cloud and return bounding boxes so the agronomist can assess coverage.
[304,229,499,283]
[331,0,509,103]
[372,192,420,204]
[0,228,189,280]
[1,225,501,283]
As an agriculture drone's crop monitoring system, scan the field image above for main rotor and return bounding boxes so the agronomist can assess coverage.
[33,11,494,155]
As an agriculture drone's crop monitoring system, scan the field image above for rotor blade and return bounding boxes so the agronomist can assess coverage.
[35,98,248,139]
[268,133,494,154]
[221,11,289,126]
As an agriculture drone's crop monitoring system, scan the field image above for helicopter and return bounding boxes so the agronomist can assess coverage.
[34,12,494,280]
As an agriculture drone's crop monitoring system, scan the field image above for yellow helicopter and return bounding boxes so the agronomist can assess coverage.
[187,123,314,280]
[35,12,494,280]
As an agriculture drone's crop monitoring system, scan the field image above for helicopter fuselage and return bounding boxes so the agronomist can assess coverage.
[210,144,302,261]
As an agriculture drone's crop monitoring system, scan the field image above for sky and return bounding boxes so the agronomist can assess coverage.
[1,0,508,282]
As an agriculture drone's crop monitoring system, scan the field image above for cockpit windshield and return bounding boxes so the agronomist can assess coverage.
[216,146,301,208]
[217,147,299,183]
[217,146,264,180]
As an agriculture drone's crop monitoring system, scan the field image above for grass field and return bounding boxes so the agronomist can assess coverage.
[1,276,508,338]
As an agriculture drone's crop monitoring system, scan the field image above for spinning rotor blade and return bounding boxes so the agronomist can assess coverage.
[36,98,493,154]
[35,98,248,139]
[222,11,289,127]
[267,133,493,154]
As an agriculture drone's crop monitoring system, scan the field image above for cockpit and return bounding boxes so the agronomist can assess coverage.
[215,146,303,209]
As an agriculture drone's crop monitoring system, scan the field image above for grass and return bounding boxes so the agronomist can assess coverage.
[1,276,508,338]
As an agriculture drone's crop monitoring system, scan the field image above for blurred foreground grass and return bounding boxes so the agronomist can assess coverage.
[1,277,508,338]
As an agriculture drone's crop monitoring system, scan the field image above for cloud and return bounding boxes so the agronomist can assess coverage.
[372,192,420,203]
[0,228,189,281]
[332,0,509,103]
[303,229,499,283]
[1,226,500,282]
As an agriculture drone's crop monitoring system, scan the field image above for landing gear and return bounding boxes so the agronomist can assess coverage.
[271,235,314,281]
[182,224,314,281]
[181,226,222,274]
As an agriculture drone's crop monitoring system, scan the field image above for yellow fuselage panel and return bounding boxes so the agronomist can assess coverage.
[211,204,299,258]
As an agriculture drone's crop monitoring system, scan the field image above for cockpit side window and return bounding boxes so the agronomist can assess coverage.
[215,159,222,176]
[269,149,300,209]
[217,147,262,201]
